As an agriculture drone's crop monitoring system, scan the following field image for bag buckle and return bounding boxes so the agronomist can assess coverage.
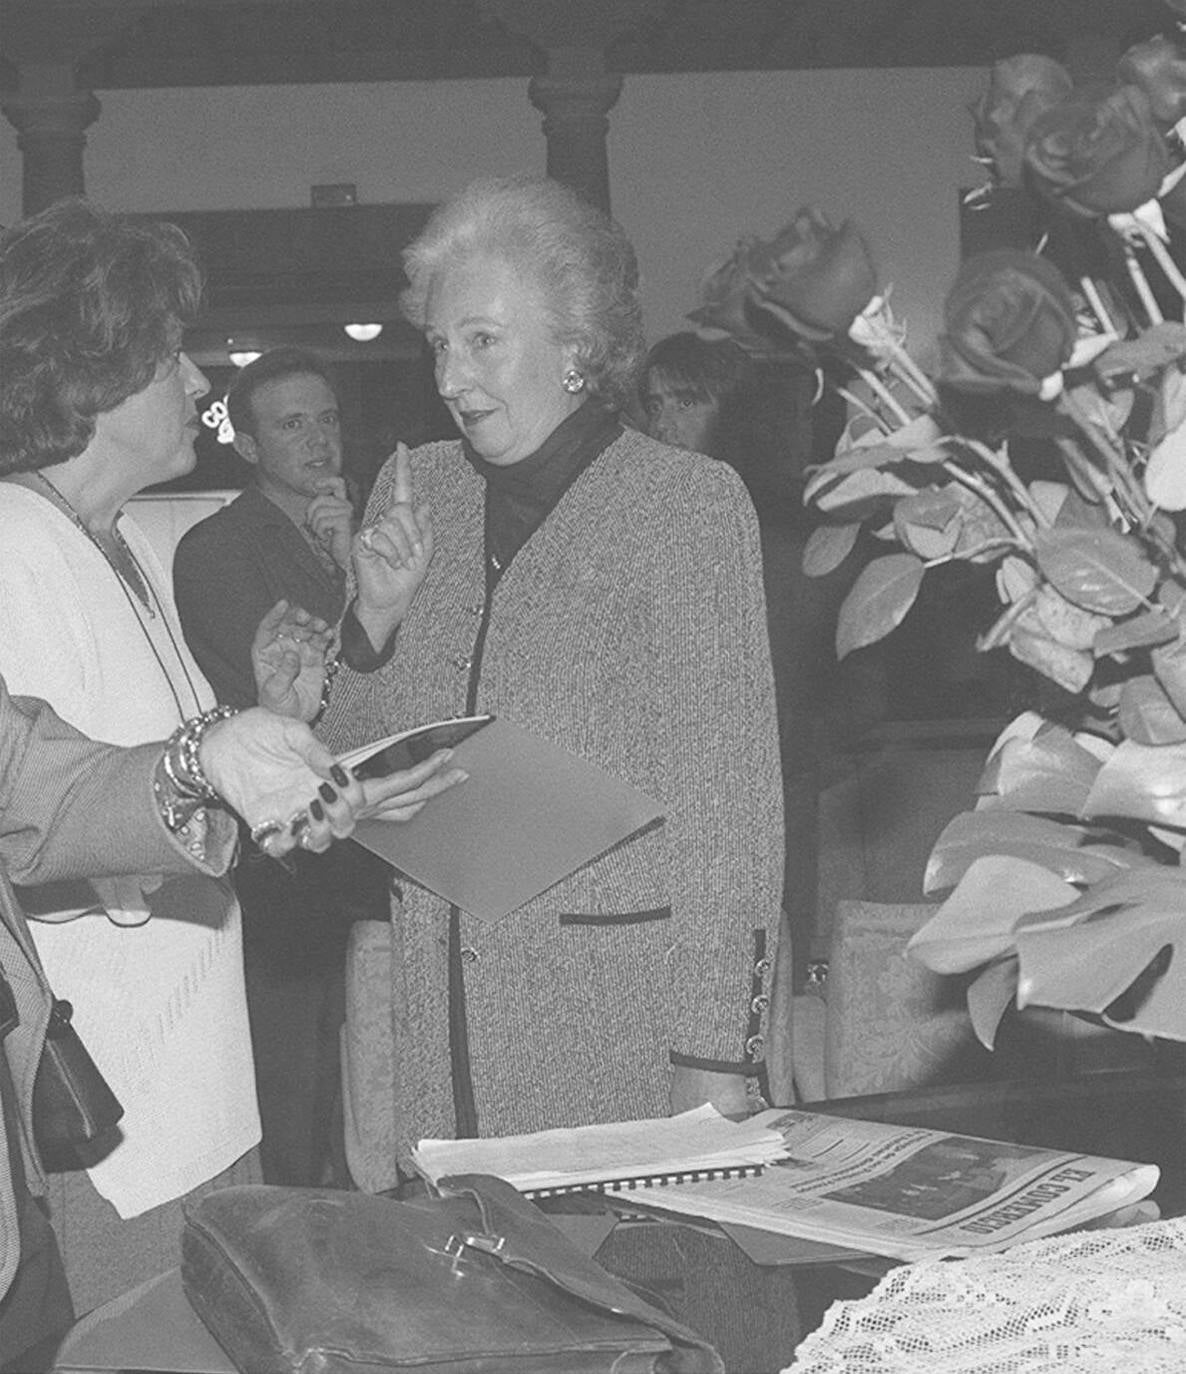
[444,1229,506,1272]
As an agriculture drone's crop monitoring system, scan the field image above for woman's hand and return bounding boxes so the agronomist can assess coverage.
[305,476,355,571]
[252,599,332,721]
[198,711,467,859]
[197,707,356,855]
[669,1065,752,1118]
[357,747,468,822]
[353,445,434,652]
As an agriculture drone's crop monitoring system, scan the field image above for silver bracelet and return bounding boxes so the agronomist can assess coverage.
[163,704,239,801]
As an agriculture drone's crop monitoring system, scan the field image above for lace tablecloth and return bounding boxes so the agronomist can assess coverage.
[784,1218,1186,1373]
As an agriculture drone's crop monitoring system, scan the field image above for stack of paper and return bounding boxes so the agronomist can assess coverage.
[412,1104,790,1197]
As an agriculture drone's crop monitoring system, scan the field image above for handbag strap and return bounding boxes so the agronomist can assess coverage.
[437,1173,725,1374]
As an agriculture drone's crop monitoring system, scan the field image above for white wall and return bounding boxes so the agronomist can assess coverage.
[0,65,984,358]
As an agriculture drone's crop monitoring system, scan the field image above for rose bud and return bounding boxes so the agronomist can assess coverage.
[688,240,785,351]
[1118,35,1186,129]
[746,207,878,339]
[973,53,1074,187]
[935,249,1079,395]
[1024,83,1172,217]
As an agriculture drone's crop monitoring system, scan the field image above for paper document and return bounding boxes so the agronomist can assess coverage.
[413,1104,789,1196]
[623,1108,1160,1262]
[343,716,665,922]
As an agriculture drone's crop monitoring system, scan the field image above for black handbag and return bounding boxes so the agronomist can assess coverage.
[32,996,123,1154]
[181,1176,724,1374]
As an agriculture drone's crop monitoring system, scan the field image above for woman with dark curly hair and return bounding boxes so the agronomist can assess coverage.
[322,175,788,1166]
[0,198,465,1313]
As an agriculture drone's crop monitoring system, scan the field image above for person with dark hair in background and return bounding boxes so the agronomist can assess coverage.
[173,346,391,1188]
[0,200,463,1314]
[174,347,356,708]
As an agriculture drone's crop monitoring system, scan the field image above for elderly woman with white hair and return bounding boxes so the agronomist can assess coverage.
[322,174,787,1161]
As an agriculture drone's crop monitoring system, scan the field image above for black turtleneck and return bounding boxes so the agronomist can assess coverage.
[463,401,621,584]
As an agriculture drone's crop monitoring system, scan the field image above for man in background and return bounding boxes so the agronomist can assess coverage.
[174,348,388,1187]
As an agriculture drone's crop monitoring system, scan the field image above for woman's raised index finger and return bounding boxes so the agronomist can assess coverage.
[391,442,415,506]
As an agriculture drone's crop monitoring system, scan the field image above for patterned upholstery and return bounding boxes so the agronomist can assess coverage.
[795,899,991,1101]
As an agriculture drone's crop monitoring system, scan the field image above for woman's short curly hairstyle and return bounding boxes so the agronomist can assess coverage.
[400,176,646,410]
[0,198,202,475]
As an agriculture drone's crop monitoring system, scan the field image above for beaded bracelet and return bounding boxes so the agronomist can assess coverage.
[162,704,239,801]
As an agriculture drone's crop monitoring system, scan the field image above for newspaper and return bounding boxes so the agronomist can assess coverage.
[627,1108,1160,1262]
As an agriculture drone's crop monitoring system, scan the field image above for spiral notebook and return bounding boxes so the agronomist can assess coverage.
[411,1104,790,1197]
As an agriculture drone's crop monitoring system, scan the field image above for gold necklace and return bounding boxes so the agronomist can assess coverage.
[33,470,156,619]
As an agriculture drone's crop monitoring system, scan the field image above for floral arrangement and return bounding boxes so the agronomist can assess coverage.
[693,20,1186,1045]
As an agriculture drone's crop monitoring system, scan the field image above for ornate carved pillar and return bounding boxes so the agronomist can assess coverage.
[528,62,623,215]
[1,64,101,215]
[481,0,662,215]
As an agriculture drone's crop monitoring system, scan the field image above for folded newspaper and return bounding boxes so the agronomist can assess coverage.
[412,1104,790,1196]
[627,1108,1160,1262]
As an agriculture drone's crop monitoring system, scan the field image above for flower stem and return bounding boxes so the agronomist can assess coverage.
[854,364,914,427]
[1130,218,1186,309]
[956,437,1050,527]
[1079,276,1116,335]
[940,458,1032,547]
[1121,243,1165,326]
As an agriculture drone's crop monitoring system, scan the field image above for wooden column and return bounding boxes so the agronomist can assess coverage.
[482,0,661,215]
[1,64,101,215]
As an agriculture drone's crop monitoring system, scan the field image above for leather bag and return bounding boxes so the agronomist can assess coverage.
[181,1175,724,1374]
[32,997,124,1153]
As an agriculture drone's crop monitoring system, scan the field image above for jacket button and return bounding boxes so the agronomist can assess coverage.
[452,653,472,671]
[750,994,770,1014]
[753,956,772,978]
[460,946,479,964]
[745,1034,765,1060]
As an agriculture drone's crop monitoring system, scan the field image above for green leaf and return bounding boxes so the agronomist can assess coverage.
[1094,609,1180,657]
[894,489,961,558]
[1093,323,1186,381]
[1119,674,1186,745]
[1014,870,1186,1038]
[967,957,1020,1049]
[1033,527,1159,615]
[973,728,1102,815]
[802,522,859,577]
[805,464,917,513]
[906,855,1078,974]
[1083,738,1186,828]
[834,553,925,660]
[925,809,1149,894]
[1151,633,1186,720]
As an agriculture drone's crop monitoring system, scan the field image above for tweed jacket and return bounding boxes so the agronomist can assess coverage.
[322,425,785,1153]
[0,679,236,1306]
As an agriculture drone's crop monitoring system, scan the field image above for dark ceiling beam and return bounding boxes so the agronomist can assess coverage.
[0,0,1175,93]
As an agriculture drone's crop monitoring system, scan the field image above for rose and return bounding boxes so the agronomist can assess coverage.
[973,54,1074,187]
[687,241,788,351]
[1118,35,1186,129]
[743,207,877,340]
[1024,83,1172,217]
[935,249,1079,396]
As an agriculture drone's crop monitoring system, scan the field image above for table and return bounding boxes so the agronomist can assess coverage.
[49,1065,1186,1374]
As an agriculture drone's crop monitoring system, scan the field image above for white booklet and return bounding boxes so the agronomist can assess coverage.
[338,715,665,922]
[412,1104,790,1197]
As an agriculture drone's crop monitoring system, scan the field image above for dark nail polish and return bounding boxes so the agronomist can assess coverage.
[330,765,350,787]
[319,782,337,804]
[310,799,325,822]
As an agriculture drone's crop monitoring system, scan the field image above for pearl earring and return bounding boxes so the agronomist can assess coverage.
[562,369,586,394]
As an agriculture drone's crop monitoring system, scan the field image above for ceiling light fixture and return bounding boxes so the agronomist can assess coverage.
[344,322,383,342]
